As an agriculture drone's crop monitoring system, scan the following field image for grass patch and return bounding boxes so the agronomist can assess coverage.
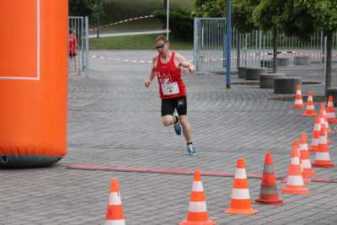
[90,34,193,50]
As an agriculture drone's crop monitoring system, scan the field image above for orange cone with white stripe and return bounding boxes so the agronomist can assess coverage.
[312,125,335,168]
[303,94,317,117]
[282,144,309,195]
[180,169,215,225]
[326,96,337,124]
[310,116,321,153]
[256,152,283,205]
[319,103,331,134]
[298,133,315,183]
[226,158,257,215]
[283,140,303,178]
[104,179,126,225]
[293,84,304,109]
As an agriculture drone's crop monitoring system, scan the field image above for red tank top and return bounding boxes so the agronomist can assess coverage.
[69,34,77,54]
[155,52,186,99]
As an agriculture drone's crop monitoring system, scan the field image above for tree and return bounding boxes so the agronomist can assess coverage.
[69,0,93,17]
[295,0,337,95]
[233,0,259,32]
[253,0,289,73]
[154,9,194,41]
[90,0,104,38]
[280,0,316,40]
[193,0,224,17]
[232,0,259,69]
[163,0,168,10]
[193,0,259,69]
[69,0,104,38]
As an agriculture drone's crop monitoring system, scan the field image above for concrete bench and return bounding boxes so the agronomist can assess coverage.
[261,58,290,68]
[273,77,302,94]
[261,59,273,68]
[245,67,265,80]
[294,56,311,65]
[277,57,290,67]
[238,67,247,79]
[260,73,286,89]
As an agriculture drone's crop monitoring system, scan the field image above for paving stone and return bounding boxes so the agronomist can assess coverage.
[1,50,337,225]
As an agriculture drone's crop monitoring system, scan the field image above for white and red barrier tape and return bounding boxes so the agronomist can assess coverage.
[89,15,155,32]
[91,55,193,65]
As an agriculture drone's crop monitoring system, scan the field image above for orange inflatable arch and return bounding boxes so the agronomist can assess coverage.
[0,0,68,168]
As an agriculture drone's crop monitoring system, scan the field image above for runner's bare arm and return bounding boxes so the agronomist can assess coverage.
[175,53,195,73]
[145,57,157,88]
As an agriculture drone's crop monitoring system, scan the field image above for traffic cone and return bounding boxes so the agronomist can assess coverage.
[293,84,304,109]
[312,125,335,168]
[310,116,321,153]
[226,158,257,215]
[319,103,331,134]
[104,179,126,225]
[180,169,215,225]
[281,140,302,185]
[299,133,315,183]
[256,152,283,205]
[317,104,334,145]
[282,145,309,195]
[303,93,317,117]
[326,96,337,124]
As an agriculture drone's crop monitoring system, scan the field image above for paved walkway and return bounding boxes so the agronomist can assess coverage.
[2,50,337,225]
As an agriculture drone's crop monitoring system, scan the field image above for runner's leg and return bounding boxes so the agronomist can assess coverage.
[176,97,196,155]
[179,115,192,143]
[161,99,177,127]
[161,115,176,127]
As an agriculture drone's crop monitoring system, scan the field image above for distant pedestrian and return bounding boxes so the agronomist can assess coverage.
[69,30,78,73]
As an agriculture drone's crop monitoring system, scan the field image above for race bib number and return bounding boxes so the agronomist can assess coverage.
[161,79,179,96]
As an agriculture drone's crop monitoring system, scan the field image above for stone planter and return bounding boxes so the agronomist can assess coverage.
[260,59,273,68]
[294,56,311,65]
[245,67,265,80]
[238,67,247,79]
[260,73,286,89]
[277,57,290,67]
[274,77,302,94]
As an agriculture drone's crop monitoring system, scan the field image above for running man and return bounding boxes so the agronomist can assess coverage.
[145,35,196,156]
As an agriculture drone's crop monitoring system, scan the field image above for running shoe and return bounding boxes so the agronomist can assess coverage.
[187,144,197,156]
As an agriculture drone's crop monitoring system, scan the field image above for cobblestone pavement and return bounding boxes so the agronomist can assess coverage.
[2,50,337,225]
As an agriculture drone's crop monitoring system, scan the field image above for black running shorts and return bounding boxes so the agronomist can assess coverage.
[161,97,187,116]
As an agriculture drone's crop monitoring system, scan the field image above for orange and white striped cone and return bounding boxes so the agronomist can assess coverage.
[283,140,302,183]
[303,94,317,117]
[256,152,283,205]
[318,104,334,145]
[326,96,337,124]
[180,169,215,225]
[299,133,315,183]
[282,144,309,195]
[226,158,257,215]
[293,84,304,109]
[319,103,331,134]
[104,179,126,225]
[310,116,321,153]
[312,125,335,168]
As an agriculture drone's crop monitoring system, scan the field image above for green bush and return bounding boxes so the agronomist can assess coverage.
[154,9,193,41]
